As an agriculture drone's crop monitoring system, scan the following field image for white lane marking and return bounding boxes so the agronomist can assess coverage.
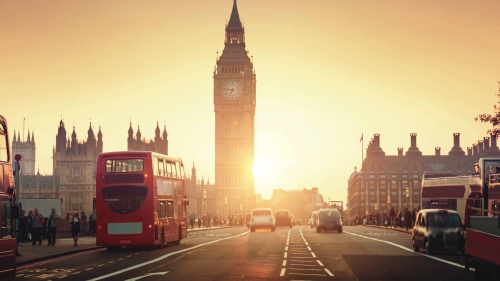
[285,246,289,251]
[289,263,319,267]
[88,231,249,281]
[344,231,473,271]
[282,260,287,266]
[307,246,312,251]
[284,252,288,258]
[289,273,327,276]
[286,242,289,246]
[311,252,316,258]
[288,268,322,271]
[280,268,286,276]
[125,272,169,281]
[324,268,334,276]
[316,260,324,266]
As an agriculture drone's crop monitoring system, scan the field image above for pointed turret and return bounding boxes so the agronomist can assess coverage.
[136,125,142,140]
[128,121,134,140]
[17,131,20,142]
[12,130,16,143]
[56,119,67,152]
[31,131,35,142]
[27,130,31,143]
[162,125,168,140]
[97,126,103,153]
[226,0,243,31]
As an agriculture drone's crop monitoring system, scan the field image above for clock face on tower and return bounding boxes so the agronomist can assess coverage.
[221,80,242,100]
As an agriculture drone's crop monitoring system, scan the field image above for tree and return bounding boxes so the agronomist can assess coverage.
[475,81,500,135]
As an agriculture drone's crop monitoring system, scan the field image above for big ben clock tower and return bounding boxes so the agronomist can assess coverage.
[214,0,256,216]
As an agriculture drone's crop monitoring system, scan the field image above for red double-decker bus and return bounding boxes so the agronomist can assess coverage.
[0,115,16,278]
[96,151,188,250]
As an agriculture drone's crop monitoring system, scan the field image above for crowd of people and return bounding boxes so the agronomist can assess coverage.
[350,206,421,231]
[187,213,250,229]
[16,208,97,251]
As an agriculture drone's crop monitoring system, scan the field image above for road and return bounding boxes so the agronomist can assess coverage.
[15,226,475,280]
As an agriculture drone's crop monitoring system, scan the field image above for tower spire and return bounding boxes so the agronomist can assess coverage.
[227,0,243,30]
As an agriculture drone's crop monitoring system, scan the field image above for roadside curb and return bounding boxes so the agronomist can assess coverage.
[17,227,232,266]
[364,225,411,235]
[16,246,103,267]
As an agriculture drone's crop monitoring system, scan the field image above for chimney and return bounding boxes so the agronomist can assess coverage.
[478,140,484,153]
[398,147,403,157]
[484,137,490,151]
[406,133,422,156]
[374,134,380,147]
[453,133,460,147]
[410,133,417,147]
[473,144,479,155]
[435,147,441,156]
[491,133,499,150]
[449,133,465,156]
[467,147,472,156]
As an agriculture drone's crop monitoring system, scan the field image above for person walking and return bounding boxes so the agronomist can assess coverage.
[27,209,34,242]
[389,207,396,228]
[404,208,412,231]
[31,209,44,246]
[81,211,87,234]
[87,213,96,236]
[46,208,59,246]
[17,210,29,246]
[70,212,81,246]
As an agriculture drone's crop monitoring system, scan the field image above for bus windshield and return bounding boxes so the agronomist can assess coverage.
[106,159,144,173]
[101,185,148,214]
[0,122,8,162]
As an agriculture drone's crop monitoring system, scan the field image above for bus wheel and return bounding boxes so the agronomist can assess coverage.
[160,228,165,248]
[172,227,181,245]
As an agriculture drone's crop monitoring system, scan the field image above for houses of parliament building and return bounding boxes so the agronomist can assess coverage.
[347,132,500,219]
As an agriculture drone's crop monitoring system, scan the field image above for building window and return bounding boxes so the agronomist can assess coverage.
[429,162,445,172]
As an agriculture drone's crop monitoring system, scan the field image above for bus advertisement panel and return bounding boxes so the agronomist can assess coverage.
[96,151,188,250]
[0,115,16,278]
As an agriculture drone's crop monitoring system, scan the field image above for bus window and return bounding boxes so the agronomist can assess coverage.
[157,158,165,177]
[158,201,166,219]
[167,201,174,218]
[166,161,173,177]
[179,163,185,179]
[174,162,180,178]
[153,157,159,176]
[171,162,178,178]
[106,159,144,173]
[0,125,7,162]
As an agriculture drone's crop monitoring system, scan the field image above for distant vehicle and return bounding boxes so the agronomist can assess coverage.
[310,211,318,228]
[0,115,16,278]
[411,209,465,255]
[290,214,296,226]
[421,158,500,223]
[96,151,188,250]
[275,210,293,228]
[316,208,342,233]
[249,208,275,232]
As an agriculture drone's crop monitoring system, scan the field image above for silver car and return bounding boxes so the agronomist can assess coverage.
[249,208,275,232]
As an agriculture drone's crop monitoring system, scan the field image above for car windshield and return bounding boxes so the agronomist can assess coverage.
[319,210,339,220]
[253,210,271,216]
[427,213,461,228]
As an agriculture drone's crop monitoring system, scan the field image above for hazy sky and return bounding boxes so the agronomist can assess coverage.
[2,0,500,202]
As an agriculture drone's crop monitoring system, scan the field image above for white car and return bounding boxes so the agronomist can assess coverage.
[249,208,275,232]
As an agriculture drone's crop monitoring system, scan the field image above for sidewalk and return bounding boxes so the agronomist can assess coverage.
[16,226,231,266]
[364,224,412,234]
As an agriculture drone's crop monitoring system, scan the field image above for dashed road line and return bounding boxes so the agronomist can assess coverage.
[316,260,324,266]
[324,268,334,276]
[280,268,286,276]
[311,252,316,258]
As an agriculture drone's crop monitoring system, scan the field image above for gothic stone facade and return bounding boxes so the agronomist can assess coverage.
[347,133,500,219]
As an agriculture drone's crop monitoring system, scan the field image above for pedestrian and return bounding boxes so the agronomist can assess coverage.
[31,208,44,246]
[27,209,34,241]
[81,211,87,233]
[65,213,70,219]
[70,212,81,246]
[389,207,396,228]
[197,215,202,228]
[87,213,96,236]
[17,210,29,246]
[46,208,59,246]
[404,208,412,231]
